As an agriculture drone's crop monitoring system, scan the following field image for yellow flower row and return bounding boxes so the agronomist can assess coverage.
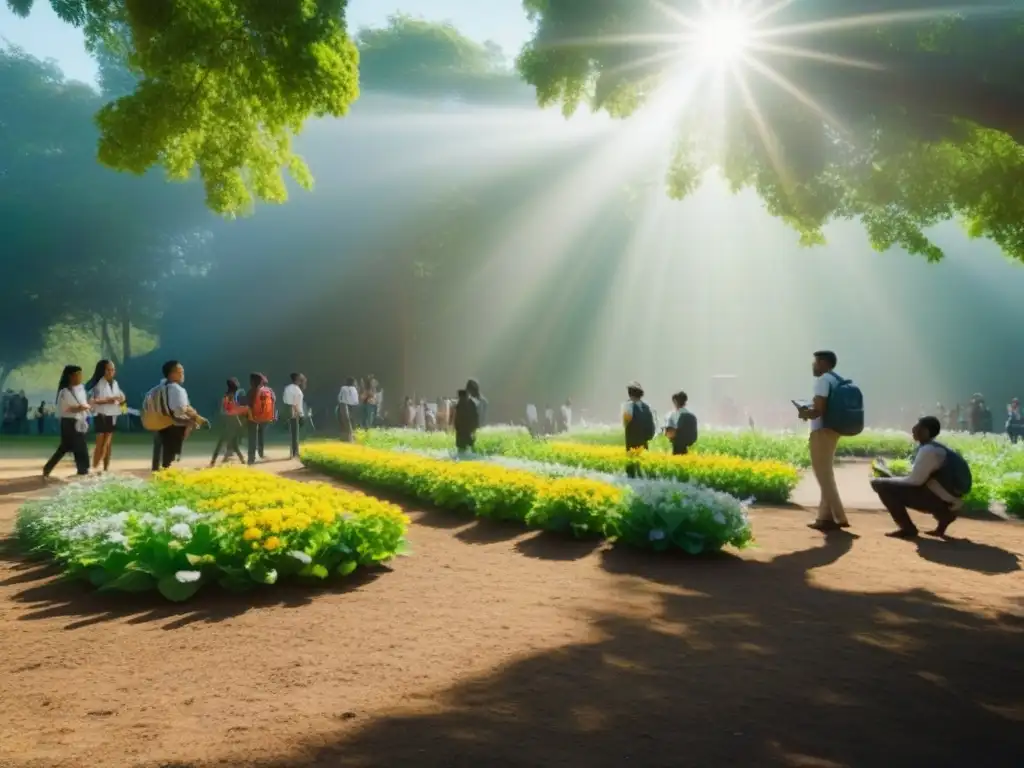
[156,466,409,543]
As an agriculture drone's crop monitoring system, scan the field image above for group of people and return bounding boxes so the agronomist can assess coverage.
[1,389,31,435]
[796,350,974,540]
[936,395,1022,439]
[525,401,573,437]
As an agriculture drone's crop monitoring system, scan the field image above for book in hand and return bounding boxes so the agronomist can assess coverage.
[871,459,894,478]
[791,399,811,410]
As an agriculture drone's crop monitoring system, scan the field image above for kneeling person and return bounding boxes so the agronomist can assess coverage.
[871,416,969,539]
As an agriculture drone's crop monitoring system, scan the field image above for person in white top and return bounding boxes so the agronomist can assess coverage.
[526,404,539,436]
[86,359,126,472]
[797,350,850,531]
[337,377,360,442]
[282,373,306,459]
[42,365,91,478]
[560,399,572,433]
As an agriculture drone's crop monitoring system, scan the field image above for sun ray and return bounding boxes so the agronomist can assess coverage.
[740,53,847,133]
[758,5,1003,39]
[748,41,885,70]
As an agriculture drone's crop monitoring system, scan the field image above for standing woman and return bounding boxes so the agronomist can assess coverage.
[337,377,359,442]
[1007,398,1023,444]
[86,359,125,472]
[43,365,91,478]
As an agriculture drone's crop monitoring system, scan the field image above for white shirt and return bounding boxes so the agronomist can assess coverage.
[545,408,555,422]
[890,442,960,507]
[526,404,538,423]
[90,379,123,418]
[810,373,835,432]
[283,383,304,416]
[57,385,89,423]
[166,381,190,417]
[338,386,360,407]
[561,405,572,428]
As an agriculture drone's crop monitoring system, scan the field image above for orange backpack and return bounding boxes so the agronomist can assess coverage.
[250,386,276,423]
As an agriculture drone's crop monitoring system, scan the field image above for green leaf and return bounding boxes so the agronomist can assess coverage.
[337,560,358,577]
[100,569,156,593]
[245,560,278,585]
[157,575,202,602]
[88,568,112,588]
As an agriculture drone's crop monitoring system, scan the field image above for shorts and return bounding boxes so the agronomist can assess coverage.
[94,414,118,434]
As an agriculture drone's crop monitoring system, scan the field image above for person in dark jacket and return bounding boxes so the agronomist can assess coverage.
[622,381,656,451]
[453,389,480,454]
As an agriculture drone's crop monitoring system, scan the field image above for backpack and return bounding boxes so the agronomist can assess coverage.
[141,384,175,432]
[931,442,973,497]
[250,386,276,423]
[626,401,656,446]
[822,373,865,437]
[673,409,699,451]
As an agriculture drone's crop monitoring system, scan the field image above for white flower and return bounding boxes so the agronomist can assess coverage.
[105,532,129,546]
[288,550,312,565]
[174,570,201,583]
[712,511,726,526]
[169,522,192,540]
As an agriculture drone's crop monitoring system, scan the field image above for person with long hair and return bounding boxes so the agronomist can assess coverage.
[86,359,125,472]
[211,378,248,465]
[42,365,91,478]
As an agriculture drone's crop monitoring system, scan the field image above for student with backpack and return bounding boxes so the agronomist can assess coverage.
[211,378,248,465]
[871,416,968,538]
[247,373,276,465]
[622,381,657,451]
[797,350,863,532]
[453,389,479,453]
[282,373,306,459]
[142,360,207,471]
[665,391,699,456]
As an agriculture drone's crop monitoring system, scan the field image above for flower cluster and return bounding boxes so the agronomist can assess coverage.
[15,468,409,601]
[360,431,797,503]
[302,442,752,554]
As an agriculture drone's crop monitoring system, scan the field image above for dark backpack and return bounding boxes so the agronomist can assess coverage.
[822,373,865,437]
[673,410,699,451]
[930,442,973,497]
[626,401,656,447]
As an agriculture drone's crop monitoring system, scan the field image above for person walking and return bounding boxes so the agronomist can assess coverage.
[86,359,125,472]
[282,373,306,459]
[1006,398,1022,444]
[142,360,206,471]
[210,378,247,465]
[797,350,851,531]
[42,365,91,478]
[622,381,656,451]
[665,391,699,456]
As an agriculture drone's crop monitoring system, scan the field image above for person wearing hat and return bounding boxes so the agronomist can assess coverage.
[622,381,657,453]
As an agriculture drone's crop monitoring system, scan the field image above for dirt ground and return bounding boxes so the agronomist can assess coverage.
[0,454,1022,768]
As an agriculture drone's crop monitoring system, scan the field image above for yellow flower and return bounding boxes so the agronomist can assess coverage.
[243,527,263,541]
[263,536,281,551]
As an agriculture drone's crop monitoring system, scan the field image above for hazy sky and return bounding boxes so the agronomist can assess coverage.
[0,0,534,84]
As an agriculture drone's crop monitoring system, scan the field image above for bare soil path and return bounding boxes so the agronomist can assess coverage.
[0,455,1021,767]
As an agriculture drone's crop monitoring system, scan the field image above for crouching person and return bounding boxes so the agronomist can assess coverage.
[871,416,970,539]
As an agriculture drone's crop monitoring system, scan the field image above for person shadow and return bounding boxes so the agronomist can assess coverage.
[914,536,1021,575]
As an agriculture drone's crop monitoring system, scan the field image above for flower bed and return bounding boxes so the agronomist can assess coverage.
[15,469,409,601]
[301,442,753,555]
[357,430,798,503]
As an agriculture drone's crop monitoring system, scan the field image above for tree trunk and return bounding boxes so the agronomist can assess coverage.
[100,317,122,368]
[120,301,132,362]
[0,366,9,393]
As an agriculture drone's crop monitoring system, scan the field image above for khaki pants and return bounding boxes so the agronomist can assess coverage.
[809,428,847,524]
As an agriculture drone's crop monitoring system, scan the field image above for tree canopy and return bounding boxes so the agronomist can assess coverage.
[6,0,359,215]
[516,0,1024,262]
[357,14,531,104]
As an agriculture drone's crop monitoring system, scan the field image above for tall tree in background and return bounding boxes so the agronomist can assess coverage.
[517,0,1024,262]
[0,46,210,369]
[6,0,359,215]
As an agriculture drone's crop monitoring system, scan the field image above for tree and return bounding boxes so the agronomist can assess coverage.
[6,0,359,215]
[357,15,532,104]
[516,0,1024,262]
[0,46,210,368]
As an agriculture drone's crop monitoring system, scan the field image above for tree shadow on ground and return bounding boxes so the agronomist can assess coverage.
[514,531,604,561]
[455,518,525,545]
[257,535,1024,768]
[0,539,389,631]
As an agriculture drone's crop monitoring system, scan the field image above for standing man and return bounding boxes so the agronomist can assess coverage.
[282,373,306,459]
[798,351,851,531]
[622,381,656,451]
[145,360,206,470]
